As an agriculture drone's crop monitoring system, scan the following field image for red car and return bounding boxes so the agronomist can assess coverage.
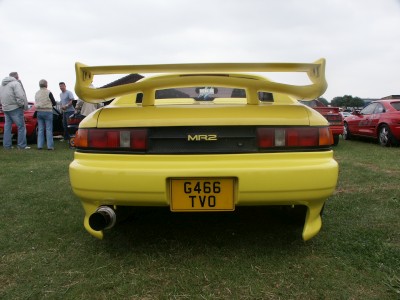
[0,102,63,143]
[343,99,400,146]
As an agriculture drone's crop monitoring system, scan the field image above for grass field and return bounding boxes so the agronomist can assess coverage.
[0,138,399,299]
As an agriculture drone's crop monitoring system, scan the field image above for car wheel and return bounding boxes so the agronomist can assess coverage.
[378,124,398,147]
[69,137,75,147]
[333,135,339,146]
[27,125,38,144]
[343,123,351,140]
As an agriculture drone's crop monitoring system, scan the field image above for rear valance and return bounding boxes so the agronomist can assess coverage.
[75,59,327,104]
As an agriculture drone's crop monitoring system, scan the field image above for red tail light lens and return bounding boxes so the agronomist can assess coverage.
[326,115,343,122]
[287,128,318,146]
[257,127,332,148]
[75,128,148,151]
[89,130,119,148]
[256,128,275,147]
[131,129,147,150]
[325,114,343,125]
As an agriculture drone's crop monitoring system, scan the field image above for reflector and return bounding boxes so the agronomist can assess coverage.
[120,131,130,148]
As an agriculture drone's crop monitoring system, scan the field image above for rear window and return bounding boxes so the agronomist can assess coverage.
[153,87,273,102]
[390,101,400,111]
[155,87,245,101]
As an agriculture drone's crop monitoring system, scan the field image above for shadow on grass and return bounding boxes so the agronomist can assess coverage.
[98,206,307,254]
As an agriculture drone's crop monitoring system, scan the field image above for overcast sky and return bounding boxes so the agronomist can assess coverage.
[1,0,399,102]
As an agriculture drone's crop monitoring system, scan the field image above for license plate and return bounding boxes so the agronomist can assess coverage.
[170,178,235,211]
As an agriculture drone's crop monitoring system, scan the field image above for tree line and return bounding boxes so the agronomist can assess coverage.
[327,95,365,108]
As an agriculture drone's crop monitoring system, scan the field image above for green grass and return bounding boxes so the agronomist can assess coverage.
[0,138,399,299]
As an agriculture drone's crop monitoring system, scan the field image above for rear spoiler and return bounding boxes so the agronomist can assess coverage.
[75,59,327,103]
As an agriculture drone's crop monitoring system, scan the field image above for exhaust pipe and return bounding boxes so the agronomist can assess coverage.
[89,206,117,231]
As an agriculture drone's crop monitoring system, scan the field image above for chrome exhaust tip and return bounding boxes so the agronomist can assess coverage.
[89,206,117,231]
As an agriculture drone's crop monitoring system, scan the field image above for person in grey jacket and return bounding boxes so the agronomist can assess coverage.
[0,72,30,149]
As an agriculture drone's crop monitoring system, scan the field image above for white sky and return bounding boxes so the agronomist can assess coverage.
[1,0,399,101]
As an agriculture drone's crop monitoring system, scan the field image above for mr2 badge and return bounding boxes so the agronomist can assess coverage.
[187,134,218,141]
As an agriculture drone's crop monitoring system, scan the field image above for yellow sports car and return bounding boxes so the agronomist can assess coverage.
[70,59,338,241]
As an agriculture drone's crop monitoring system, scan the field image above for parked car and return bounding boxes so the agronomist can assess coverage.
[70,59,338,241]
[67,112,85,147]
[299,99,343,146]
[340,111,351,118]
[343,99,400,146]
[0,102,63,143]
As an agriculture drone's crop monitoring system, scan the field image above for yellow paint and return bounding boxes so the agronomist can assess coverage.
[70,59,338,241]
[75,59,327,103]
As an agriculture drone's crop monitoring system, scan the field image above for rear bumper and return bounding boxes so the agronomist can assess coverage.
[389,124,400,140]
[330,125,344,135]
[70,151,338,240]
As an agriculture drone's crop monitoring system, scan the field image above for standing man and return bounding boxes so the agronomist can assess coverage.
[0,72,30,150]
[59,82,75,142]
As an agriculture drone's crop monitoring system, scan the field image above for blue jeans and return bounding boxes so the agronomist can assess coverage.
[37,111,54,149]
[3,107,27,149]
[62,111,74,140]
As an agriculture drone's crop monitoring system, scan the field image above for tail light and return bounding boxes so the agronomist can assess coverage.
[68,118,82,126]
[257,127,333,148]
[74,126,331,153]
[75,128,148,151]
[325,114,343,125]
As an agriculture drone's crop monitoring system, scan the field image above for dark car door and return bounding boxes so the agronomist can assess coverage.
[52,107,63,134]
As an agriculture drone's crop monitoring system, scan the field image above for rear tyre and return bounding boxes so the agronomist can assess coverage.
[333,134,339,146]
[69,137,75,147]
[27,125,38,144]
[379,125,398,147]
[343,123,351,140]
